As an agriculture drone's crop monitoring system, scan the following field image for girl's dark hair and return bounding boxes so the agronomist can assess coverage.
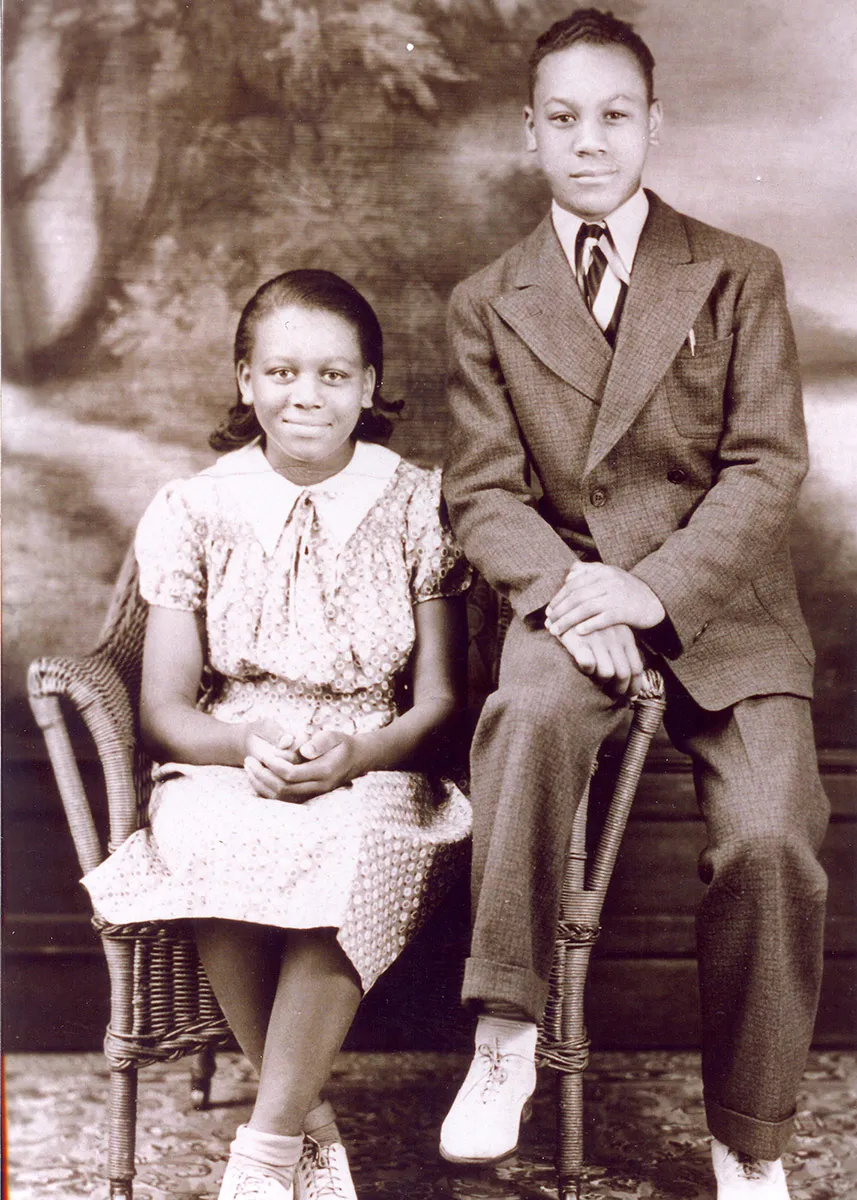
[210,269,401,452]
[529,8,656,105]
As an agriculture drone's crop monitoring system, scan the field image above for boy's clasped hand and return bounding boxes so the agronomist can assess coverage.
[545,561,665,697]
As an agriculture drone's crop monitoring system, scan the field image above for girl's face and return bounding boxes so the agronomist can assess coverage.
[237,304,375,479]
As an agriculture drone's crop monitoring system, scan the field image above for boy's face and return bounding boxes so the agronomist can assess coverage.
[524,42,662,221]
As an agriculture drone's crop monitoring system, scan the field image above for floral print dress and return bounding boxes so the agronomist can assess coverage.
[82,440,472,991]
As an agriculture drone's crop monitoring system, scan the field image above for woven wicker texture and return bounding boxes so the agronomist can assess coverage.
[28,561,664,1199]
[28,547,232,1196]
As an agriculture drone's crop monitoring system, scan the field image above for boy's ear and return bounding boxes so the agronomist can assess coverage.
[523,106,538,153]
[648,99,663,144]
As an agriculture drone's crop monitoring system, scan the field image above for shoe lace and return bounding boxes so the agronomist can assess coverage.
[475,1040,512,1099]
[733,1154,769,1182]
[302,1141,349,1199]
[232,1169,277,1198]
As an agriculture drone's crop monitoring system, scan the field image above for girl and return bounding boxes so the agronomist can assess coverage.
[83,270,472,1200]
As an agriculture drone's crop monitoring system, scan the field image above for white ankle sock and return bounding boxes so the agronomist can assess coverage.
[475,1013,538,1058]
[230,1124,303,1187]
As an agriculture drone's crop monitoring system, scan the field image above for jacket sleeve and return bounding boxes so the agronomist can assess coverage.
[441,280,578,621]
[631,247,809,656]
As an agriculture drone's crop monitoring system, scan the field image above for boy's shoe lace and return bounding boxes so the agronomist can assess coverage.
[439,1032,537,1164]
[474,1042,511,1097]
[711,1138,789,1198]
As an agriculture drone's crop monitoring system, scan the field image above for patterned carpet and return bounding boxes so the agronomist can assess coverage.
[6,1051,856,1199]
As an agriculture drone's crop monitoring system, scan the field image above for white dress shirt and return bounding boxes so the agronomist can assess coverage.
[551,188,649,331]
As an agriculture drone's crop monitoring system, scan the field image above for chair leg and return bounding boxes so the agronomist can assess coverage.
[554,932,596,1199]
[107,1067,138,1199]
[557,1072,585,1200]
[547,671,667,1198]
[553,792,594,1198]
[190,1045,217,1110]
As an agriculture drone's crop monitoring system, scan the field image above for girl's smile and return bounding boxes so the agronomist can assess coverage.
[237,304,375,483]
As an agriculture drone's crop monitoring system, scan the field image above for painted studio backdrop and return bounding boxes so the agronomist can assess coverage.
[3,0,856,1049]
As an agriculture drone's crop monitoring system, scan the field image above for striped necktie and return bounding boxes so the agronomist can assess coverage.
[574,222,628,346]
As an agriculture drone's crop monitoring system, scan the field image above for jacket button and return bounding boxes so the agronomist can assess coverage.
[590,488,607,508]
[667,468,688,485]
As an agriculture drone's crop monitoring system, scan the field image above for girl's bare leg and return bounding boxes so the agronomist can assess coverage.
[194,921,358,1134]
[193,919,284,1071]
[249,929,362,1135]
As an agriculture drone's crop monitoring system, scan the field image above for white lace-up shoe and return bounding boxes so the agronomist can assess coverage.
[219,1159,294,1200]
[439,1019,538,1164]
[294,1137,358,1200]
[711,1138,790,1198]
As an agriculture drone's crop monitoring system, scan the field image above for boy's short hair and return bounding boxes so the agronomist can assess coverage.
[529,8,656,104]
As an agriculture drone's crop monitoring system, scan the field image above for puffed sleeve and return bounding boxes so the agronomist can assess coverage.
[405,467,472,603]
[134,480,207,611]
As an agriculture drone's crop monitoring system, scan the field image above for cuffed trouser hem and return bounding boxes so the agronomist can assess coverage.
[461,956,549,1024]
[705,1094,795,1161]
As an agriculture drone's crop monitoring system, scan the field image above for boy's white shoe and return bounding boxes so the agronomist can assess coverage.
[711,1138,789,1198]
[294,1137,358,1200]
[439,1016,538,1164]
[219,1159,294,1200]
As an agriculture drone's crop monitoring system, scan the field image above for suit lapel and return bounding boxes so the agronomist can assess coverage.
[491,216,612,403]
[585,196,722,473]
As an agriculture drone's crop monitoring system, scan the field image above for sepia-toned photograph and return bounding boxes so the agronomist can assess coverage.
[3,1,855,1197]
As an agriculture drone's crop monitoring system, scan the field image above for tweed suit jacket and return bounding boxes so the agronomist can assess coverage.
[442,192,815,710]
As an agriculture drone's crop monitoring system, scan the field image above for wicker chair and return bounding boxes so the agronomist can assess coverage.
[28,552,665,1200]
[27,545,232,1199]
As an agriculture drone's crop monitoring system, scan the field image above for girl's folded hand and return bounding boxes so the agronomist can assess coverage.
[243,719,296,756]
[243,727,301,794]
[244,728,367,802]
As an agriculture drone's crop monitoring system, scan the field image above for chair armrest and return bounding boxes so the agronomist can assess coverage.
[28,648,148,874]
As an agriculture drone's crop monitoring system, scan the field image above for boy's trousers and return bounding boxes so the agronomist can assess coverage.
[462,617,829,1160]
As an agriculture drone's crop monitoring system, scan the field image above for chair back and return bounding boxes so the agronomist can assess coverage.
[97,543,149,697]
[96,544,155,832]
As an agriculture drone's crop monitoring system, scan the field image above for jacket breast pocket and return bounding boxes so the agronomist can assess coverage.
[665,334,733,439]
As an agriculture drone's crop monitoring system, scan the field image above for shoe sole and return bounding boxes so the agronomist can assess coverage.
[438,1099,533,1166]
[439,1144,520,1165]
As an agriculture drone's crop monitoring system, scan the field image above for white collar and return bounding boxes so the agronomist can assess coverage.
[203,438,400,484]
[551,188,649,280]
[202,440,402,555]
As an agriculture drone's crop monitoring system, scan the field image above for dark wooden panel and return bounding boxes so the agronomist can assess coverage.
[586,957,857,1049]
[3,951,110,1052]
[597,912,857,957]
[6,945,854,1052]
[601,820,856,951]
[4,758,855,1051]
[5,805,853,949]
[605,761,857,819]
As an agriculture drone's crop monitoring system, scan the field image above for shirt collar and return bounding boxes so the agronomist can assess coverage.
[202,439,401,556]
[551,188,649,279]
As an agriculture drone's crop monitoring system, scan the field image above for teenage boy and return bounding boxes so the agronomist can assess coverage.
[440,9,828,1198]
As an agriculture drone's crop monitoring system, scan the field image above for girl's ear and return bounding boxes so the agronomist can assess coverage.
[236,361,253,406]
[361,365,376,409]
